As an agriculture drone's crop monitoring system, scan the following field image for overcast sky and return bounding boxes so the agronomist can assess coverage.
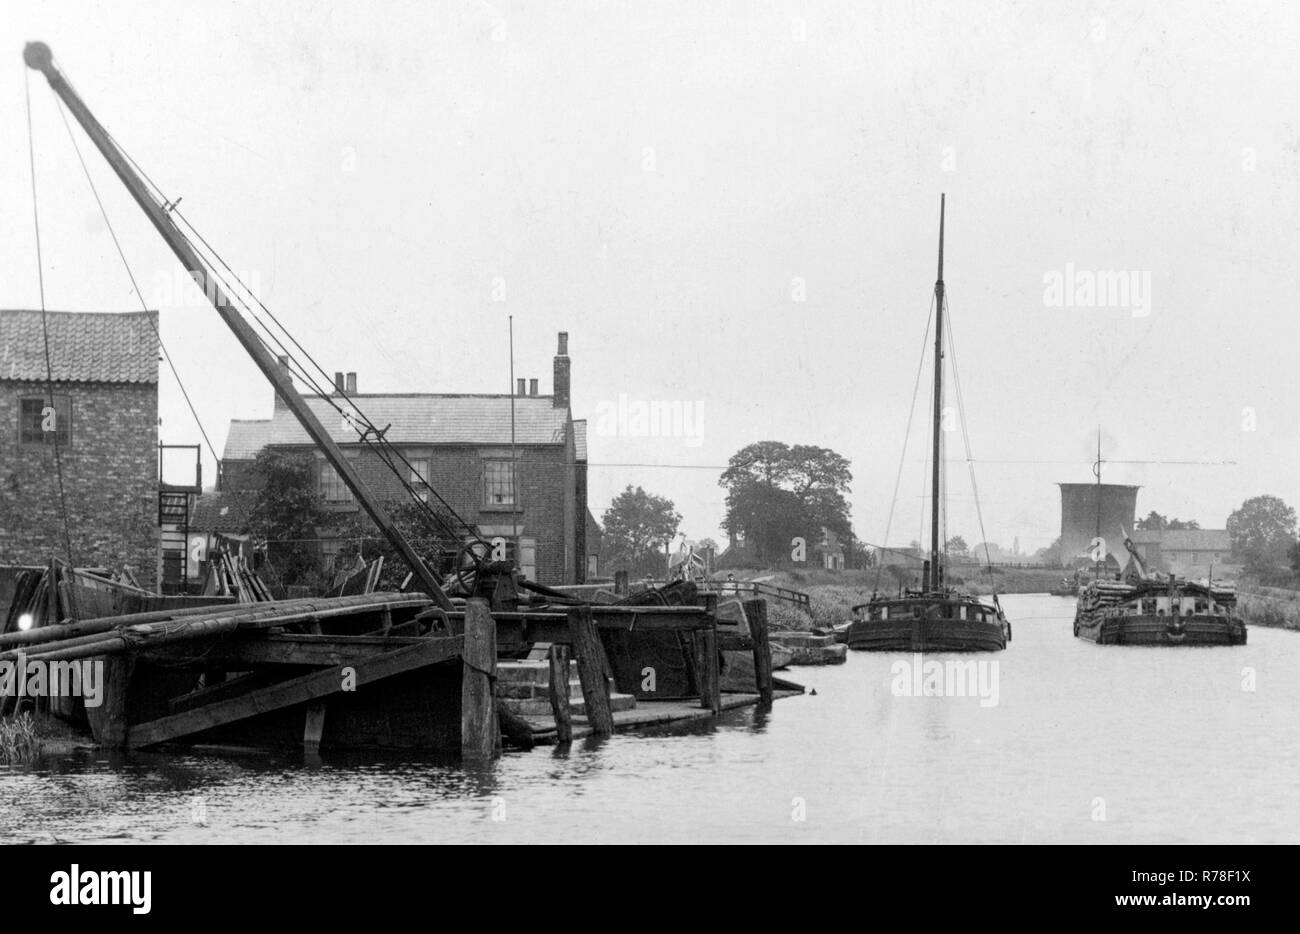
[5,1,1299,552]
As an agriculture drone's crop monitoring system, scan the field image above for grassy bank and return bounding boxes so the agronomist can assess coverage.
[0,711,88,763]
[1237,585,1300,632]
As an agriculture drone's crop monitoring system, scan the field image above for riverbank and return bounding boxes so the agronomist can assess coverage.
[1237,585,1300,631]
[0,712,86,763]
[722,566,1068,630]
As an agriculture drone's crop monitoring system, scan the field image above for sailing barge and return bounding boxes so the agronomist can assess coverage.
[1073,538,1246,646]
[846,196,1011,652]
[10,42,798,757]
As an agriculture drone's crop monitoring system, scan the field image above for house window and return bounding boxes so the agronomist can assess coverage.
[483,459,516,507]
[408,457,430,503]
[319,461,354,502]
[19,395,71,446]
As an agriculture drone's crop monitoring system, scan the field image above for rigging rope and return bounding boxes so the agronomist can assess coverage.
[871,292,935,595]
[944,299,998,596]
[24,67,75,567]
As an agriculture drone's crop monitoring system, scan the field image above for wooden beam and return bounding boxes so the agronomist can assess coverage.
[154,633,431,668]
[569,605,613,737]
[744,599,774,708]
[460,599,498,760]
[126,636,462,749]
[548,644,572,744]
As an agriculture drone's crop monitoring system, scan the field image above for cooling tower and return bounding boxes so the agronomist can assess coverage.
[1057,483,1140,568]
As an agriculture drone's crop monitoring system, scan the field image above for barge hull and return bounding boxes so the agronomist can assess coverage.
[1074,614,1247,646]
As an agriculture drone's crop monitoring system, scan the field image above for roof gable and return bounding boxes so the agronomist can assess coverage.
[0,310,159,383]
[223,394,571,459]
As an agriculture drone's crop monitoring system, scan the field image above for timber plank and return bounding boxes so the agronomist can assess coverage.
[126,636,462,749]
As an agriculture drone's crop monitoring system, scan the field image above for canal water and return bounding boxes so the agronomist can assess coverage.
[3,594,1298,844]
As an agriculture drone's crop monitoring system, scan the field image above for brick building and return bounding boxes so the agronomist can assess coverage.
[0,309,160,587]
[217,332,594,585]
[1128,528,1234,579]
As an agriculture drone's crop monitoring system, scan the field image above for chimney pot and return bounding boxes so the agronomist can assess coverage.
[517,378,526,396]
[529,378,538,396]
[334,371,345,394]
[557,331,568,355]
[345,372,357,394]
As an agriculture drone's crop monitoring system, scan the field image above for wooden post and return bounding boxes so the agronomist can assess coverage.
[96,654,134,747]
[548,644,573,744]
[746,598,774,707]
[569,605,613,737]
[614,570,628,596]
[461,598,499,760]
[695,622,721,713]
[302,702,327,754]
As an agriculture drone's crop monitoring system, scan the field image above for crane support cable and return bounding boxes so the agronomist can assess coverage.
[91,112,487,552]
[51,95,220,466]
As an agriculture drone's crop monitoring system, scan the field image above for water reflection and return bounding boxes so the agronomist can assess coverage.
[2,594,1299,843]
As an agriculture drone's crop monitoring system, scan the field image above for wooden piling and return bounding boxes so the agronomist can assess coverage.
[93,654,134,748]
[302,702,327,753]
[460,598,499,760]
[695,623,721,713]
[569,605,614,737]
[548,644,573,744]
[744,598,774,707]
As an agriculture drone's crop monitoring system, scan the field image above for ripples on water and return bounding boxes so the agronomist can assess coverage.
[2,594,1297,843]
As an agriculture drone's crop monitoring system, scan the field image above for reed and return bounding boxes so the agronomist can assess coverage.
[0,712,41,763]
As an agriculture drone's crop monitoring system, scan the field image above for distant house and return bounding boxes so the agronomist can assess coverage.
[217,332,590,585]
[188,490,258,571]
[0,309,160,588]
[815,527,846,571]
[1128,528,1234,579]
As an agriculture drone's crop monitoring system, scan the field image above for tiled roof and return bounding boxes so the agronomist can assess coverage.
[190,491,257,533]
[223,394,571,459]
[0,310,159,383]
[1130,528,1230,550]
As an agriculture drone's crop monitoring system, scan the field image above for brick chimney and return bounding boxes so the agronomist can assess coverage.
[333,371,345,394]
[345,372,357,394]
[516,377,526,396]
[529,378,538,396]
[274,355,293,410]
[553,331,570,409]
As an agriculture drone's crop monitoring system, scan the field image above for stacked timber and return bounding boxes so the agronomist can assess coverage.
[202,551,274,603]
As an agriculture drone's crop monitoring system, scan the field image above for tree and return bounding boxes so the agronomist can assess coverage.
[603,485,682,576]
[333,501,463,591]
[1136,510,1167,531]
[1034,536,1062,566]
[719,441,852,565]
[1136,510,1200,532]
[1227,495,1297,572]
[243,449,328,587]
[945,535,969,559]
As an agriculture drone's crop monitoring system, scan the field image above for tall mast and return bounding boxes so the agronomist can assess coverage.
[1094,428,1102,577]
[23,42,454,609]
[929,194,945,591]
